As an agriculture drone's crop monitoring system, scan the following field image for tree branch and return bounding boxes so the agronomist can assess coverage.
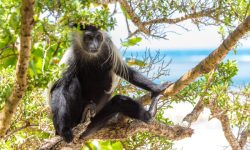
[0,0,34,137]
[39,120,193,150]
[208,100,241,150]
[4,123,38,140]
[143,8,218,26]
[239,129,250,149]
[118,1,220,38]
[95,0,117,5]
[182,69,215,126]
[119,0,150,35]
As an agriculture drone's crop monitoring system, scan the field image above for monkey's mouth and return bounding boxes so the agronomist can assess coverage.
[89,49,98,53]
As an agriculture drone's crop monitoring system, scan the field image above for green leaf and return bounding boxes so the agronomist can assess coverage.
[121,37,142,47]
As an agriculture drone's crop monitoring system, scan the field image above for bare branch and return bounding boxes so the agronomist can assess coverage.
[4,123,38,140]
[125,14,131,35]
[128,29,140,38]
[95,0,117,5]
[143,8,218,26]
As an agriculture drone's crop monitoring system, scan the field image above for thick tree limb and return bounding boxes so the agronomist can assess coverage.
[0,0,34,137]
[39,120,193,150]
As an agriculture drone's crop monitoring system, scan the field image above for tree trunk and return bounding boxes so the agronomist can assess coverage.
[0,0,34,137]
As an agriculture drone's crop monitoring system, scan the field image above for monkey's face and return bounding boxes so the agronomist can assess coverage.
[82,31,103,54]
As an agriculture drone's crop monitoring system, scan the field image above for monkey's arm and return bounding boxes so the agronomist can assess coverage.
[117,66,162,93]
[115,66,168,117]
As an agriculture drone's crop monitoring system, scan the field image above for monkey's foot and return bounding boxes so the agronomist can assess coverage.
[141,111,152,123]
[81,103,96,123]
[62,130,73,143]
[148,94,163,117]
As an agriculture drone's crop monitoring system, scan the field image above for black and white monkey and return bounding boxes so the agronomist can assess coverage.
[50,25,167,142]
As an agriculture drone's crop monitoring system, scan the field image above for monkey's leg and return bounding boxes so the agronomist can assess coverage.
[51,98,74,143]
[51,77,84,143]
[80,95,151,139]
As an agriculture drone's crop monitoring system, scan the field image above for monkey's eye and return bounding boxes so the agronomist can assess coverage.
[96,33,103,42]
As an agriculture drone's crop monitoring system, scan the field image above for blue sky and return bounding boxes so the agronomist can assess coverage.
[109,5,250,50]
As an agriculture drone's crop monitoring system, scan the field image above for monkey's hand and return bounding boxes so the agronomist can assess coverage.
[149,81,171,117]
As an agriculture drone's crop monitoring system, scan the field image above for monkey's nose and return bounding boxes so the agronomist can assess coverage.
[90,49,98,52]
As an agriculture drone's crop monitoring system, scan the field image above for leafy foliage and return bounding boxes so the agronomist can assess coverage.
[0,67,15,109]
[175,60,249,130]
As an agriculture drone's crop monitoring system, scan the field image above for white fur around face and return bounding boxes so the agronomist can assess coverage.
[59,47,75,66]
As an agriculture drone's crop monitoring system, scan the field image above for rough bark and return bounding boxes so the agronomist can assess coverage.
[0,0,34,137]
[39,120,193,150]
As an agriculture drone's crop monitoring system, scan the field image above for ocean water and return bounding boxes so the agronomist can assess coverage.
[123,49,250,86]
